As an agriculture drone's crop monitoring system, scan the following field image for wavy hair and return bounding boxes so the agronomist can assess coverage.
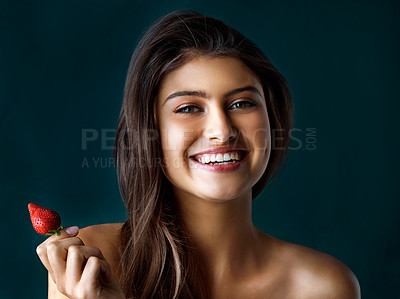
[113,9,294,298]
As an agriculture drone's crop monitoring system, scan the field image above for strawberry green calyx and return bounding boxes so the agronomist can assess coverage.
[46,226,65,236]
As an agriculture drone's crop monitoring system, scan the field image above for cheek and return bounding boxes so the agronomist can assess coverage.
[239,112,271,151]
[159,118,199,157]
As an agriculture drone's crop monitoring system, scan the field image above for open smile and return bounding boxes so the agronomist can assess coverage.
[189,147,249,172]
[192,150,246,165]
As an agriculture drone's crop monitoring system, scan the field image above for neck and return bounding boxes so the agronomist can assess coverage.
[173,187,264,286]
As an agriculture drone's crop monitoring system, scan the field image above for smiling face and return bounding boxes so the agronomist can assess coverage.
[156,55,271,202]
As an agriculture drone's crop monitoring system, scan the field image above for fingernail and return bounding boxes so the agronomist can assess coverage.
[65,226,79,235]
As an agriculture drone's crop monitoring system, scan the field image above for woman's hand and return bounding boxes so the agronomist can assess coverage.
[36,226,125,299]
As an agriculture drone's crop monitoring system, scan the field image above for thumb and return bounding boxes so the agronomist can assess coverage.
[64,226,79,236]
[41,226,82,245]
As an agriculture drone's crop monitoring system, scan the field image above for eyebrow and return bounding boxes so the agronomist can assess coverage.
[163,85,263,105]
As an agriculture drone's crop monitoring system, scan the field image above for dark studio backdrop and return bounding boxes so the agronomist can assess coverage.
[1,0,399,298]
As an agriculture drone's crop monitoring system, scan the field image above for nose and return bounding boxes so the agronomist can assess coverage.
[203,105,237,143]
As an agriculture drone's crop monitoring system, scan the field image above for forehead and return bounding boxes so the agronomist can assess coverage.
[158,56,263,100]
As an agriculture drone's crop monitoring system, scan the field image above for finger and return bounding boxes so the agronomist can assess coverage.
[41,226,81,247]
[36,226,81,285]
[36,226,81,264]
[46,238,85,284]
[65,245,106,286]
[41,237,85,284]
[80,256,113,289]
[75,256,113,297]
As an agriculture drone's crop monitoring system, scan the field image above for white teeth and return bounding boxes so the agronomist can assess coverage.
[195,151,245,164]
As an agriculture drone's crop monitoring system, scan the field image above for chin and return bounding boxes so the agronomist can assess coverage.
[195,184,250,202]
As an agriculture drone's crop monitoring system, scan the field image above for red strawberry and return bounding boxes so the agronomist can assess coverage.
[28,203,64,235]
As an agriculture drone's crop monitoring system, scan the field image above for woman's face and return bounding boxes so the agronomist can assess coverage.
[156,55,271,202]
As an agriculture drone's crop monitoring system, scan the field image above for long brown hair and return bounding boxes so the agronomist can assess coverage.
[113,9,294,298]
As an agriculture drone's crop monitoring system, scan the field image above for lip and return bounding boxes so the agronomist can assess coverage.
[190,152,248,172]
[189,145,249,157]
[189,145,249,173]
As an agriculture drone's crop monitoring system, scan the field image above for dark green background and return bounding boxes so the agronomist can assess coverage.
[1,0,399,298]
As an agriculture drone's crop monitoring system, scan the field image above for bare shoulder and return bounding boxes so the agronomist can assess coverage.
[77,223,124,278]
[265,235,361,299]
[78,222,123,245]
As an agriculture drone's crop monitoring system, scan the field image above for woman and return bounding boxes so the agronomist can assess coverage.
[36,10,360,299]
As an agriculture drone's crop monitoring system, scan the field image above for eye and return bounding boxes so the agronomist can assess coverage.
[174,105,203,114]
[229,100,257,110]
